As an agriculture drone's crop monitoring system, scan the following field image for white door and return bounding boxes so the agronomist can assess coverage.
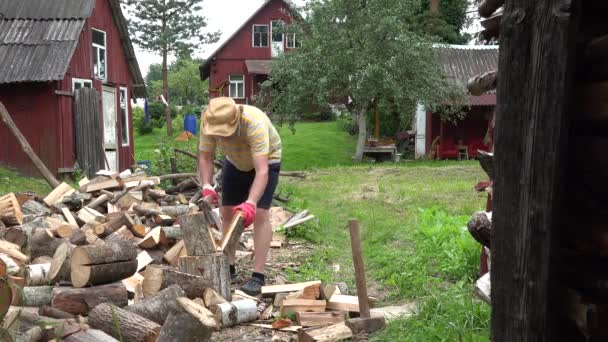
[415,103,427,159]
[102,86,119,171]
[271,20,284,58]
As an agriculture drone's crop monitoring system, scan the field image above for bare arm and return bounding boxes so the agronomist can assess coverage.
[199,151,215,188]
[247,155,269,205]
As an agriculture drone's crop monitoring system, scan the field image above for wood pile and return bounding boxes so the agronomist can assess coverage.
[0,166,330,341]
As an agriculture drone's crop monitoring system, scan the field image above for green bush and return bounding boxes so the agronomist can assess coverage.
[133,107,153,135]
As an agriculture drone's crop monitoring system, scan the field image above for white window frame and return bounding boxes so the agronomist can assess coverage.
[286,33,297,48]
[229,75,245,99]
[92,28,107,80]
[252,24,269,48]
[72,78,93,92]
[119,87,130,147]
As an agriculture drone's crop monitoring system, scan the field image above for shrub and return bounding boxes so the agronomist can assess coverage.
[133,107,153,135]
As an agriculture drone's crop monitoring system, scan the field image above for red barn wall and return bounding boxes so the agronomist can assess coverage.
[431,106,494,159]
[62,0,135,171]
[208,0,295,103]
[0,82,62,177]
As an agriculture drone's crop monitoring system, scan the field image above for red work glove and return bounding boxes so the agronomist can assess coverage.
[202,186,219,205]
[233,202,256,227]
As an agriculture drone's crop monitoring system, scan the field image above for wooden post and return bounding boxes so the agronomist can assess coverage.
[0,102,61,188]
[491,0,580,340]
[348,219,370,318]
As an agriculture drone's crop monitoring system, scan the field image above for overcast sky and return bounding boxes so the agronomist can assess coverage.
[130,0,307,76]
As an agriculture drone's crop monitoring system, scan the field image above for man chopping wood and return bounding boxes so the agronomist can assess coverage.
[199,97,281,295]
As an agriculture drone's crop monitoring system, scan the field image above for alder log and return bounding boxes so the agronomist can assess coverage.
[125,284,185,324]
[38,305,75,319]
[142,264,209,298]
[71,260,137,288]
[180,213,216,255]
[88,303,161,342]
[178,254,231,300]
[157,298,217,342]
[22,285,54,306]
[30,229,62,259]
[64,329,118,342]
[51,283,128,315]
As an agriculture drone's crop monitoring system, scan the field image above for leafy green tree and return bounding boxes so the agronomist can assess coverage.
[123,0,220,137]
[147,57,209,106]
[409,0,471,44]
[258,0,465,160]
[145,63,163,86]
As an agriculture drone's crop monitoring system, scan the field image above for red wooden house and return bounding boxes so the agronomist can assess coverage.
[415,45,498,160]
[199,0,299,104]
[0,0,145,177]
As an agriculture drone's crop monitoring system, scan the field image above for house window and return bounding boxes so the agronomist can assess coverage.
[229,75,245,99]
[286,34,297,48]
[120,87,130,146]
[253,25,269,47]
[92,29,107,80]
[72,78,93,91]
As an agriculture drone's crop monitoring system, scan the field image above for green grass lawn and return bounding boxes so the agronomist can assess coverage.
[279,162,490,340]
[0,167,51,195]
[134,121,356,172]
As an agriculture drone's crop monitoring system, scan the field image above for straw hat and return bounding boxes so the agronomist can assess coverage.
[202,97,242,137]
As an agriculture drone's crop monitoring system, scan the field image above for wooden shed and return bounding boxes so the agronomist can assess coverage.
[0,0,145,177]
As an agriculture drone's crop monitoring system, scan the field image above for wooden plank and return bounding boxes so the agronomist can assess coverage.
[298,322,353,342]
[43,182,76,206]
[491,0,579,340]
[297,312,346,327]
[262,280,322,296]
[326,294,361,312]
[280,299,326,315]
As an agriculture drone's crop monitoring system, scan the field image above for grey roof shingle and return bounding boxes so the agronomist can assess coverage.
[0,0,95,20]
[435,45,499,91]
[0,0,145,97]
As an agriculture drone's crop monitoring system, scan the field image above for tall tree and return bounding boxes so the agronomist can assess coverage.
[258,0,465,160]
[123,0,220,136]
[145,63,163,86]
[409,0,470,44]
[148,57,209,106]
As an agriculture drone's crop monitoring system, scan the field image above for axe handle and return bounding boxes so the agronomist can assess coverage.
[348,219,370,318]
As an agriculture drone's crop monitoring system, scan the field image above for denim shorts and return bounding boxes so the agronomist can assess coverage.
[221,159,280,209]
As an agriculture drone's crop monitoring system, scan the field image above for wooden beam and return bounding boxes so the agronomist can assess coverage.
[491,0,580,340]
[0,102,61,188]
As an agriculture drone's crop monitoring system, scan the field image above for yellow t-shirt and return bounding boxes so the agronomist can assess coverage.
[199,105,282,172]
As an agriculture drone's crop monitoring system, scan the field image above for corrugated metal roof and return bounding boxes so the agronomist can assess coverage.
[435,45,499,91]
[0,0,95,19]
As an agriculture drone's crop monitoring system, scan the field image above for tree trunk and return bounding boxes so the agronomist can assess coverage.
[162,45,173,137]
[125,284,185,325]
[354,108,367,161]
[0,103,61,188]
[178,254,231,300]
[88,303,161,342]
[51,283,128,315]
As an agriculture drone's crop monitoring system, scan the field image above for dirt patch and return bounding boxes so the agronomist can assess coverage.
[353,183,379,200]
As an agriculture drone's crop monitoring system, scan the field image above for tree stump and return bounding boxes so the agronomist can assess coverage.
[125,284,185,325]
[51,283,128,315]
[89,303,161,342]
[178,254,231,300]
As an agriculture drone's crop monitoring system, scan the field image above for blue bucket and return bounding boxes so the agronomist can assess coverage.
[184,114,197,135]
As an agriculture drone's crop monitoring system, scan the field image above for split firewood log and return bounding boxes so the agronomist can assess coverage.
[203,287,228,308]
[70,240,137,288]
[4,226,28,248]
[93,212,134,238]
[88,303,161,342]
[0,193,23,226]
[21,200,51,217]
[125,284,186,325]
[157,297,217,342]
[467,211,492,248]
[143,264,210,298]
[180,213,217,255]
[178,254,231,300]
[0,240,28,263]
[166,178,199,195]
[30,229,63,259]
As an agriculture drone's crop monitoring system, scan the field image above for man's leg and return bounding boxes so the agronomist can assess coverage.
[252,208,272,273]
[220,205,236,264]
